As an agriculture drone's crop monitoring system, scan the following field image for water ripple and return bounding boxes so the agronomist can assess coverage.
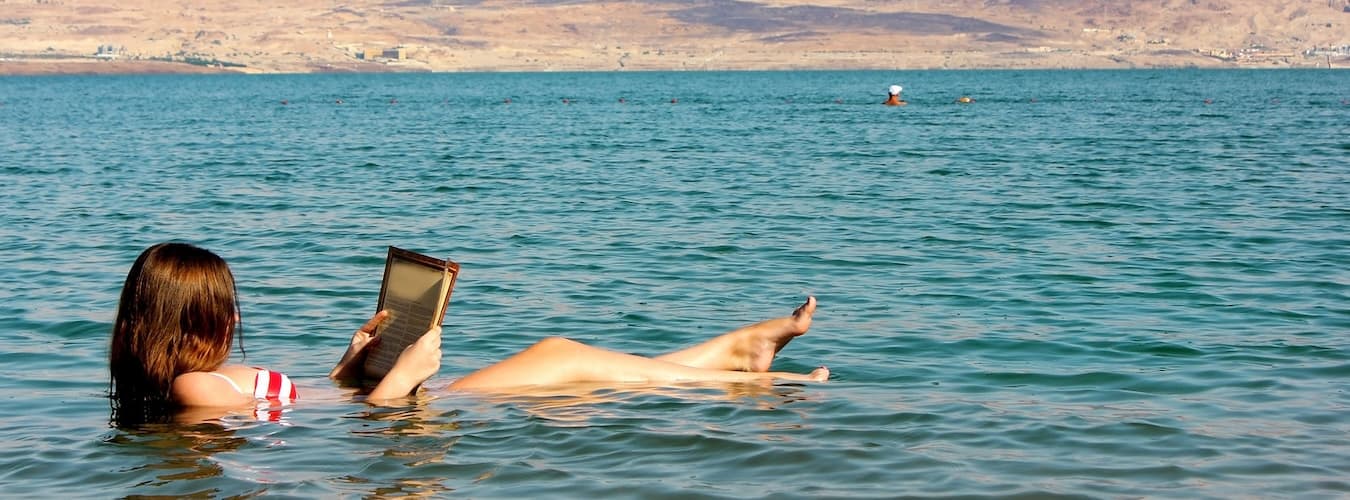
[0,69,1347,498]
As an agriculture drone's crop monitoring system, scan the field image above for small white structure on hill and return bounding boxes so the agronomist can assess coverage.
[95,44,122,60]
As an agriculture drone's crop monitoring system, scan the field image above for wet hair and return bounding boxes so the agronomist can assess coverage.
[109,243,243,426]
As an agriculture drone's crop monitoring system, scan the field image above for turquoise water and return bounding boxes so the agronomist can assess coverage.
[1,69,1347,498]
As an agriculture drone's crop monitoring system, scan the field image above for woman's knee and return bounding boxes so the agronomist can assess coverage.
[527,336,579,352]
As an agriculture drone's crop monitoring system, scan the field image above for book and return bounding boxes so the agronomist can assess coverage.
[363,246,460,380]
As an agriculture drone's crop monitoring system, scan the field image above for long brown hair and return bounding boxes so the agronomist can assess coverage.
[109,242,243,426]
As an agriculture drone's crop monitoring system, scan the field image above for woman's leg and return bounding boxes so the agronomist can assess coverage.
[655,296,816,372]
[446,337,827,391]
[445,297,826,391]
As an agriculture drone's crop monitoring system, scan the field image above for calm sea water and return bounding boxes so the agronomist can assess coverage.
[0,69,1346,498]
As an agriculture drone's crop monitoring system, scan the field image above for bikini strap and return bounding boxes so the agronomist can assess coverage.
[205,372,246,395]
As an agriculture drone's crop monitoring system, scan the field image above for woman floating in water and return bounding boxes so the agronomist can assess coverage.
[884,85,907,106]
[109,243,828,425]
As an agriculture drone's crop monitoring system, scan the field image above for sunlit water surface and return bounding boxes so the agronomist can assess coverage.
[0,69,1346,498]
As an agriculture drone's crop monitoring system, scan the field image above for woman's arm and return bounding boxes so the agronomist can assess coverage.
[331,310,443,401]
[366,326,442,400]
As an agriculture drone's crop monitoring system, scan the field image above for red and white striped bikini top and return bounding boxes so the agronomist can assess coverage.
[206,368,298,404]
[252,368,297,404]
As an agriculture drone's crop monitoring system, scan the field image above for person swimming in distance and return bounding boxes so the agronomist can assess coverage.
[955,96,975,104]
[884,85,907,106]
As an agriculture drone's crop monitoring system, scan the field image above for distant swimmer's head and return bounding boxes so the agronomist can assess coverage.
[955,96,975,104]
[884,85,906,106]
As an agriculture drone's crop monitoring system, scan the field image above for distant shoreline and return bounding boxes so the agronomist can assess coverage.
[0,56,1340,76]
[0,59,243,76]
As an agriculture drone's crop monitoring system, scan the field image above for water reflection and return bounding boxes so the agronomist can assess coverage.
[172,403,295,426]
[102,422,256,496]
[335,474,456,499]
[327,380,825,496]
[349,397,464,438]
[341,397,467,497]
[443,380,821,423]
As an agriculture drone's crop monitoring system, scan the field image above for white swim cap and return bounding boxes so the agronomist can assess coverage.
[890,85,902,95]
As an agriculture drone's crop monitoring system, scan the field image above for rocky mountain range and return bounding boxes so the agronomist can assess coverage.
[1,0,1347,74]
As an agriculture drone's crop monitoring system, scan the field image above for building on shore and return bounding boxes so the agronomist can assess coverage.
[94,44,123,60]
[355,46,407,61]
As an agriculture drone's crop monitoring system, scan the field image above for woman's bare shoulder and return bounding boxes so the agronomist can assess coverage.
[172,370,253,407]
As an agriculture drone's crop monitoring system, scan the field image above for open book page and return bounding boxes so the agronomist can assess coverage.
[363,247,458,380]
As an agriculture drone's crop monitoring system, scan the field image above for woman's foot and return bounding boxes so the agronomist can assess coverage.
[657,296,817,372]
[811,366,829,381]
[739,296,815,372]
[762,365,830,382]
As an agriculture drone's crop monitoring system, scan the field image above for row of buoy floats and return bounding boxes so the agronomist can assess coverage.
[280,97,788,105]
[273,91,1350,107]
[884,83,1350,106]
[278,95,971,106]
[6,92,1349,109]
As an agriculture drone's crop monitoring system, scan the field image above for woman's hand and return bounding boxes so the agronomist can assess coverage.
[366,326,442,401]
[329,310,390,382]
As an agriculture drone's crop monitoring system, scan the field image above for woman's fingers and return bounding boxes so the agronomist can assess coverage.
[359,310,391,335]
[416,326,442,349]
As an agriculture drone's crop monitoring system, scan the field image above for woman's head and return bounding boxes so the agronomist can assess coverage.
[109,242,241,425]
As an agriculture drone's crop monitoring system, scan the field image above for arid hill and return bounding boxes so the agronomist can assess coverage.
[1,0,1346,74]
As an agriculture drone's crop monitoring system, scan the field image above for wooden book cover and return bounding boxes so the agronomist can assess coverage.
[363,246,460,380]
